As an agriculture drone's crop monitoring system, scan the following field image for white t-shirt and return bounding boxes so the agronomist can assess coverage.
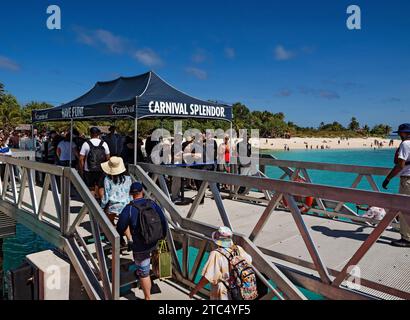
[57,140,77,161]
[80,138,110,171]
[398,141,410,177]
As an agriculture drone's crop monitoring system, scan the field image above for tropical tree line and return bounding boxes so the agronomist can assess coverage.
[0,82,393,138]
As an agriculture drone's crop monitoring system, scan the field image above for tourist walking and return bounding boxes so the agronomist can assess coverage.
[189,226,257,300]
[0,137,12,180]
[79,127,110,201]
[56,133,79,167]
[8,131,19,149]
[171,133,184,201]
[382,123,410,247]
[100,156,133,248]
[103,125,124,157]
[116,182,168,300]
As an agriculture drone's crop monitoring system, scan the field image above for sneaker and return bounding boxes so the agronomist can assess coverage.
[127,241,134,252]
[390,238,410,248]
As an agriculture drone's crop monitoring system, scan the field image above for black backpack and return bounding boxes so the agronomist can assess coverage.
[86,140,106,172]
[130,200,165,246]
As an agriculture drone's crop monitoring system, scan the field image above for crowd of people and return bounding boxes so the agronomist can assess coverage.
[3,122,408,300]
[1,125,257,300]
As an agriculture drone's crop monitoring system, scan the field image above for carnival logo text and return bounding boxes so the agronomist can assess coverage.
[110,104,135,115]
[35,113,48,121]
[148,101,226,118]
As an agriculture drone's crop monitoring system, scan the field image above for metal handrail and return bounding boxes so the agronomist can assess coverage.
[0,155,120,300]
[129,164,307,300]
[257,155,391,176]
[137,162,410,214]
[132,162,410,300]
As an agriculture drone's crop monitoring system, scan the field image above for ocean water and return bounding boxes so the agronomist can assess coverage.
[263,148,398,192]
[1,148,399,299]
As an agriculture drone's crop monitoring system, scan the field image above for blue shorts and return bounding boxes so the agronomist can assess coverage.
[133,251,151,278]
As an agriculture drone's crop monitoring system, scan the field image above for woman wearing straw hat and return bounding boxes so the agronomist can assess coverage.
[189,226,252,300]
[100,156,133,246]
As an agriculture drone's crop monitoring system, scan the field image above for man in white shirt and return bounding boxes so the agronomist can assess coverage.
[383,123,410,247]
[79,127,110,200]
[56,133,78,167]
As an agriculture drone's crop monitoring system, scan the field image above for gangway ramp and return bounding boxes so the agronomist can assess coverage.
[1,154,409,300]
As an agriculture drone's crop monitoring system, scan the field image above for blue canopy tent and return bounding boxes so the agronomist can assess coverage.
[32,71,233,164]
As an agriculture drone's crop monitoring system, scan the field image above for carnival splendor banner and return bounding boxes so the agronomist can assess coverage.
[32,71,232,123]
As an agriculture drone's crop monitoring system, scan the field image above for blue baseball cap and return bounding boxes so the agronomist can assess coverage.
[130,182,143,194]
[393,123,410,134]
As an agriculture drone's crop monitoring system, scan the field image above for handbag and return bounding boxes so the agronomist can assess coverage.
[152,240,172,279]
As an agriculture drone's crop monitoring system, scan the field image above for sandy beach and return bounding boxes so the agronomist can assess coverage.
[252,137,399,151]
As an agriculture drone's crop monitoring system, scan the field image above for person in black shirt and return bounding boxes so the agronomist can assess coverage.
[236,134,252,175]
[171,133,184,201]
[120,132,145,167]
[103,126,124,157]
[145,134,159,163]
[203,131,218,168]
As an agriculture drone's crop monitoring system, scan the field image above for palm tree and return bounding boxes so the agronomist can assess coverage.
[348,117,360,131]
[0,94,22,132]
[0,83,4,103]
[384,125,392,136]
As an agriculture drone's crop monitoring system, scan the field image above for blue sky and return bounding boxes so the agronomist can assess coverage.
[0,0,409,128]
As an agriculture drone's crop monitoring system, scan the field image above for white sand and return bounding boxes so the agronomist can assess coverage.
[252,137,399,151]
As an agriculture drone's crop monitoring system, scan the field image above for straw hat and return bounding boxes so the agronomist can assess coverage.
[212,226,234,248]
[101,157,126,175]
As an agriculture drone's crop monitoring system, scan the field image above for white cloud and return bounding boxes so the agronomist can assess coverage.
[274,45,295,61]
[319,90,340,100]
[94,29,126,54]
[383,97,401,103]
[192,49,207,63]
[300,87,340,100]
[74,26,127,54]
[276,89,292,97]
[0,55,20,71]
[134,48,163,67]
[224,47,235,59]
[73,26,165,67]
[185,67,207,80]
[301,46,316,54]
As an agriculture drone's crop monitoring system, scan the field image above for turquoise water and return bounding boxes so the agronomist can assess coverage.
[2,224,55,273]
[263,148,398,192]
[1,148,398,299]
[174,247,324,300]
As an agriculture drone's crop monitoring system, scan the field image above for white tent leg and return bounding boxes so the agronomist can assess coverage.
[69,119,73,167]
[134,118,138,165]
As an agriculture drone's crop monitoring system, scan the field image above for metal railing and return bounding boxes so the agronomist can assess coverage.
[228,155,401,229]
[1,152,409,300]
[132,162,410,300]
[129,164,306,300]
[0,155,120,300]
